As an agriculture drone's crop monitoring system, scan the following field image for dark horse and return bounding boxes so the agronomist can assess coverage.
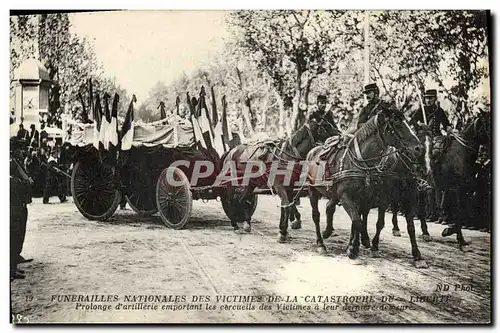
[358,146,431,268]
[306,109,425,265]
[433,112,490,250]
[221,118,336,241]
[382,150,431,242]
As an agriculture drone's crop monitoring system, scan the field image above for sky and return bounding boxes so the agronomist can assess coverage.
[69,10,231,102]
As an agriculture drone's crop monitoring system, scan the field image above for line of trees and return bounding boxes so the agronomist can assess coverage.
[11,11,489,138]
[10,13,130,121]
[137,10,489,137]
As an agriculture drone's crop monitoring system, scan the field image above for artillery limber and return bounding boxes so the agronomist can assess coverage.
[65,90,258,229]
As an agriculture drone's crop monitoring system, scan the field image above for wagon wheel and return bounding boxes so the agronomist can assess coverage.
[71,160,120,221]
[221,189,258,222]
[156,166,192,229]
[125,168,158,215]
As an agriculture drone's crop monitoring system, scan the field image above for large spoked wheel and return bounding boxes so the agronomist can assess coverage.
[156,166,192,229]
[71,160,120,221]
[221,188,258,222]
[125,168,158,215]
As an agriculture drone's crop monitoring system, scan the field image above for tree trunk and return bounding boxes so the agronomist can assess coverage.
[235,67,255,136]
[275,91,285,137]
[290,67,303,132]
[301,76,314,125]
[291,69,315,131]
[260,95,268,133]
[285,107,293,137]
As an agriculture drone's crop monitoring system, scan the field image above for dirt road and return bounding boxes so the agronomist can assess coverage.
[11,196,491,324]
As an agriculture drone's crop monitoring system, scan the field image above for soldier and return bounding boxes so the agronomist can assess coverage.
[357,83,396,128]
[40,122,49,149]
[409,89,452,222]
[17,124,29,140]
[308,95,341,135]
[28,124,39,149]
[410,89,452,138]
[43,148,67,204]
[10,137,33,280]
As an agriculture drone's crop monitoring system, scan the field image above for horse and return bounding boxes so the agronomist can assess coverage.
[289,119,341,230]
[221,118,336,241]
[433,112,490,250]
[305,108,425,266]
[387,158,431,241]
[358,147,431,268]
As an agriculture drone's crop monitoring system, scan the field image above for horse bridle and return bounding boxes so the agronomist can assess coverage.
[345,112,422,173]
[317,115,339,138]
[452,116,488,152]
[277,124,316,160]
[378,114,409,147]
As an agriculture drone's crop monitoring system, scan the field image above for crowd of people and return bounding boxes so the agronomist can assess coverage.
[10,118,70,281]
[16,122,69,203]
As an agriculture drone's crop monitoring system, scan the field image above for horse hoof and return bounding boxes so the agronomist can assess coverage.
[392,230,401,237]
[278,235,287,243]
[441,227,454,237]
[362,239,371,248]
[323,230,333,239]
[422,234,432,242]
[347,247,358,259]
[370,250,380,258]
[317,246,327,255]
[291,220,302,230]
[243,223,251,233]
[414,260,429,269]
[460,245,471,252]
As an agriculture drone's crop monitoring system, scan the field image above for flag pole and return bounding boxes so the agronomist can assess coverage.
[415,86,432,176]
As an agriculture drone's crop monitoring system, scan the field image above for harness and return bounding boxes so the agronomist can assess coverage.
[450,132,478,152]
[315,114,404,189]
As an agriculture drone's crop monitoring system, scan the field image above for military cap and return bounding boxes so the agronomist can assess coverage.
[363,83,379,94]
[424,89,437,97]
[317,95,327,102]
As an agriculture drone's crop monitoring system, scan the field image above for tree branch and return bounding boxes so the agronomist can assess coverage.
[373,66,396,102]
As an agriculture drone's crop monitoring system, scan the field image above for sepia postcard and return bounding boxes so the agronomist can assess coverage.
[9,9,491,324]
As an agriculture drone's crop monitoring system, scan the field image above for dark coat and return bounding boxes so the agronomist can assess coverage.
[410,105,451,137]
[308,110,341,134]
[357,100,395,128]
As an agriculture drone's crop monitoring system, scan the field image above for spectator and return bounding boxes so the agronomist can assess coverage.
[43,148,67,204]
[28,124,40,148]
[17,124,29,140]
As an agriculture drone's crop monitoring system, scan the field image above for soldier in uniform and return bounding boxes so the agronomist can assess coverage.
[10,137,33,280]
[308,95,341,135]
[28,124,39,149]
[409,89,452,139]
[409,89,452,222]
[357,83,396,128]
[17,124,29,140]
[43,148,67,204]
[40,122,49,149]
